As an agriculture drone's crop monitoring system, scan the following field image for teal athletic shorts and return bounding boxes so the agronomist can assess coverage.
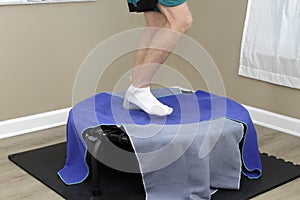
[128,0,186,12]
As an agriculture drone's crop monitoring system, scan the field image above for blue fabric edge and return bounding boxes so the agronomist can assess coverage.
[226,116,262,179]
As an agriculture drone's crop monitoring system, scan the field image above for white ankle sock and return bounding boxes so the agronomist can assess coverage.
[123,85,173,116]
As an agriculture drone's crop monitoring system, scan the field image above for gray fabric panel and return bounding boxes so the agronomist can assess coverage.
[124,117,244,200]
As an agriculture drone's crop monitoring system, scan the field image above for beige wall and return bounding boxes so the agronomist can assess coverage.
[0,0,144,121]
[1,0,299,121]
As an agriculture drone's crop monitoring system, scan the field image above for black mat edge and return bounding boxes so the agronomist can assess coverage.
[258,152,300,194]
[8,143,69,199]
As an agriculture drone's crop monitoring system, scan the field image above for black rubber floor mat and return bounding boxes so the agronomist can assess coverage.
[8,142,300,200]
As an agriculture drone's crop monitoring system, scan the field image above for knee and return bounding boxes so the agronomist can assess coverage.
[169,14,193,33]
[145,14,167,28]
[146,20,166,28]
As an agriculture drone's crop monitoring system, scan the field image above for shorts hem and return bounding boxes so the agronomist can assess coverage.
[158,0,186,7]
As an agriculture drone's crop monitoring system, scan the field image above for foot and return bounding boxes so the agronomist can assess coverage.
[123,85,173,117]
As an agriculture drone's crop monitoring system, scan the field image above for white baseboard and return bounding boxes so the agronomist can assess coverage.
[243,105,300,138]
[0,108,71,139]
[0,104,299,139]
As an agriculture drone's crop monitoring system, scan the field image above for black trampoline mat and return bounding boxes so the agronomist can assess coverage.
[8,142,300,200]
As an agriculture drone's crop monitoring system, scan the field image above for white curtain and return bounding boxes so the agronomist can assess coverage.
[239,0,300,89]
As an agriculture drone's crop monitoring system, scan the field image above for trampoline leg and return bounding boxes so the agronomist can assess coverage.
[91,156,101,196]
